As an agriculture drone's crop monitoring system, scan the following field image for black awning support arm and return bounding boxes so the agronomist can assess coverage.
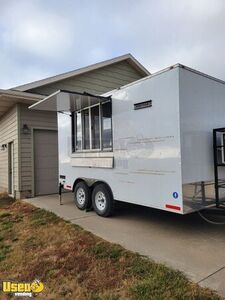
[59,89,112,101]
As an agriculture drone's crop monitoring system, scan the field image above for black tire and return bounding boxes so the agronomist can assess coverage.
[92,183,114,217]
[74,181,91,210]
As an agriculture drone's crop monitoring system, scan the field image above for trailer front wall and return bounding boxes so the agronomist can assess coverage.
[179,67,225,213]
[59,68,184,213]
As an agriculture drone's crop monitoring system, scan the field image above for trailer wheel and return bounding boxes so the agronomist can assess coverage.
[92,183,114,217]
[74,181,91,210]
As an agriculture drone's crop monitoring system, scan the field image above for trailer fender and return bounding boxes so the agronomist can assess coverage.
[72,178,100,191]
[73,178,88,191]
[72,178,114,199]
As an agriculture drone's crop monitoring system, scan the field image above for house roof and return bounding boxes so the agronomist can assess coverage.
[0,89,44,118]
[13,53,150,92]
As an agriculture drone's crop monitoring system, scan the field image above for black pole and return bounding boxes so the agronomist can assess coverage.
[213,129,219,207]
[59,183,63,205]
[201,181,205,205]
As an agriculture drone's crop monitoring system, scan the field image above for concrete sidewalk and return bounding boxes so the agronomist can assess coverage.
[25,193,225,297]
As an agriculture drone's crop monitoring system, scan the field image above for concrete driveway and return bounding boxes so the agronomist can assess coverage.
[25,193,225,297]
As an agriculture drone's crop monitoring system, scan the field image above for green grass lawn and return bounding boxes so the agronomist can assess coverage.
[0,198,221,300]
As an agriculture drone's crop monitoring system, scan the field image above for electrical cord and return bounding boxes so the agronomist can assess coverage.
[191,183,225,225]
[198,210,225,225]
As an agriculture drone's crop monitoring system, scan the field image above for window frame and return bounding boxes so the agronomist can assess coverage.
[101,100,113,151]
[90,104,101,150]
[72,100,112,153]
[82,107,91,150]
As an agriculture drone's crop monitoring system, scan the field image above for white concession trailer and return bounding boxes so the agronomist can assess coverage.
[30,64,225,216]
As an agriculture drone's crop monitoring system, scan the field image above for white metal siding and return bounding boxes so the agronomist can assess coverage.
[58,68,183,213]
[179,68,225,183]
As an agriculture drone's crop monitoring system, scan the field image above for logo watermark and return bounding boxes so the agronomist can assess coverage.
[2,279,44,297]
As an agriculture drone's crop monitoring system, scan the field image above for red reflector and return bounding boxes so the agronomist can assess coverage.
[165,204,181,211]
[65,185,72,189]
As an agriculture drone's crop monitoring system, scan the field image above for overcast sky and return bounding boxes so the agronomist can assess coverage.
[1,0,225,89]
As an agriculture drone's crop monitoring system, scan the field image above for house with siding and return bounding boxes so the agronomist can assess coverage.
[0,54,149,198]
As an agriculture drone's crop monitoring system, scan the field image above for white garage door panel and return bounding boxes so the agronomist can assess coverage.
[34,130,58,196]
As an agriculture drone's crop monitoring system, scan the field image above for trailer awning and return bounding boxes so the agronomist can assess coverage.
[29,90,111,112]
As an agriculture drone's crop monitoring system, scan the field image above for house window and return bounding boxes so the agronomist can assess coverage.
[73,101,112,152]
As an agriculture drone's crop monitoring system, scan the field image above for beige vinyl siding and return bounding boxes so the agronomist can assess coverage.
[26,61,144,96]
[0,105,19,194]
[19,104,57,197]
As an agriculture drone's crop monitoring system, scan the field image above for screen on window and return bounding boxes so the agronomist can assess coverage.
[75,111,82,150]
[83,109,90,149]
[102,102,112,149]
[91,105,100,149]
[73,101,112,152]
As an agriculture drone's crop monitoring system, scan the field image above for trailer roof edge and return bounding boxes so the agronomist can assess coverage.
[178,64,225,86]
[103,63,225,97]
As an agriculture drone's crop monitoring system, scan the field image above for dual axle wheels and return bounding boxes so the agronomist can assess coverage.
[74,181,114,217]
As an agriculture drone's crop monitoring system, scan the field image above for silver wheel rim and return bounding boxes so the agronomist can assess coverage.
[76,187,86,206]
[95,191,106,211]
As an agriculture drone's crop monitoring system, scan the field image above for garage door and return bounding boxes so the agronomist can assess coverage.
[34,129,58,196]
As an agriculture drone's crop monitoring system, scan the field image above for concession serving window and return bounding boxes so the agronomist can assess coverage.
[29,89,113,154]
[72,100,112,153]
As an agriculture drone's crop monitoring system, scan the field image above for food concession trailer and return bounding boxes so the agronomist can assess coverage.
[29,64,225,217]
